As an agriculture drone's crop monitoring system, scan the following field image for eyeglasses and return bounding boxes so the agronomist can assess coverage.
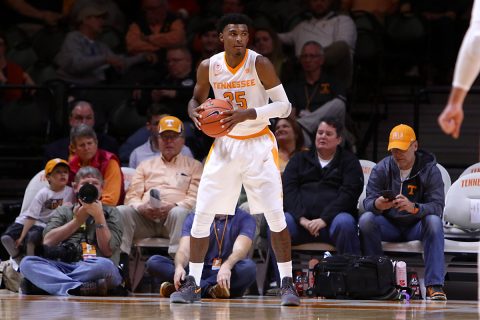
[300,54,322,60]
[72,115,94,122]
[159,133,182,141]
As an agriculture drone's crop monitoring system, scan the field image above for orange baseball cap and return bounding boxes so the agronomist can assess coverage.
[45,158,70,175]
[158,116,184,134]
[387,124,416,151]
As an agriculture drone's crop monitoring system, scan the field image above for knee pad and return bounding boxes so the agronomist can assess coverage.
[191,212,215,238]
[263,209,287,233]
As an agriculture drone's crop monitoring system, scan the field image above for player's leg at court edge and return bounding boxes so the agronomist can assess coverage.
[170,212,213,303]
[266,210,301,306]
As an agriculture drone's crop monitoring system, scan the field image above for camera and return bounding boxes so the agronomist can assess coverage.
[77,183,99,204]
[44,242,82,262]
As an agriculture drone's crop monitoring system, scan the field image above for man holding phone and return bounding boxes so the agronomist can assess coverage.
[359,124,447,301]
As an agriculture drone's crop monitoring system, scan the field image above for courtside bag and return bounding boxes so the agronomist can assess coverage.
[310,255,398,299]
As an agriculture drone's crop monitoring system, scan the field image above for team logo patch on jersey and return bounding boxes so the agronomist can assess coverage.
[214,63,223,76]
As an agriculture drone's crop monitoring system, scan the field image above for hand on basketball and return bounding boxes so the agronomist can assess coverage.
[219,108,257,132]
[188,100,207,129]
[438,103,464,139]
[174,266,186,290]
[217,265,231,289]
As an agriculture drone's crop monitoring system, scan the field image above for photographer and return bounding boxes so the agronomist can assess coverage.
[20,167,123,296]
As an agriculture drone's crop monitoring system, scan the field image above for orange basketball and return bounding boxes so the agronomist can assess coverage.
[198,99,233,138]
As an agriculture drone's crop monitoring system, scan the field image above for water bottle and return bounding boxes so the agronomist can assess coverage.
[408,271,421,299]
[294,271,304,296]
[395,261,407,288]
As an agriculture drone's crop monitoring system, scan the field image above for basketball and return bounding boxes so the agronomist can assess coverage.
[198,99,233,138]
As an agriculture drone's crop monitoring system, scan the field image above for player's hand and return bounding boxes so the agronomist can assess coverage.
[174,266,186,290]
[217,265,231,289]
[189,99,208,129]
[220,109,256,132]
[438,103,464,139]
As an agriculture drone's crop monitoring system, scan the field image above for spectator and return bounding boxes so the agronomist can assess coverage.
[125,0,186,81]
[146,208,256,299]
[1,158,74,259]
[68,124,124,206]
[150,46,196,121]
[44,100,119,164]
[55,3,153,85]
[0,32,35,105]
[287,41,347,145]
[279,0,356,86]
[359,124,446,300]
[1,0,63,34]
[191,20,221,69]
[282,117,363,255]
[274,118,306,173]
[341,0,398,24]
[129,109,193,168]
[253,27,292,83]
[117,116,202,258]
[20,166,124,296]
[69,0,126,34]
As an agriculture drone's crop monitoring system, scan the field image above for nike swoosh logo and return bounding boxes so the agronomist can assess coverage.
[205,110,220,118]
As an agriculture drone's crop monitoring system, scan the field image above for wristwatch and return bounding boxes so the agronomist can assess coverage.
[95,223,106,229]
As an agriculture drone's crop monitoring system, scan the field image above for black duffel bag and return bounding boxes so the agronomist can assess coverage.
[308,255,398,300]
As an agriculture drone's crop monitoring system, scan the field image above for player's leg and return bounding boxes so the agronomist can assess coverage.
[243,134,300,306]
[171,138,242,303]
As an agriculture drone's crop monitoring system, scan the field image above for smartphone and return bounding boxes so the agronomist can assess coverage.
[380,190,397,201]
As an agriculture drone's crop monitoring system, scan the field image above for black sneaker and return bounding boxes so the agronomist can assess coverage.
[170,275,201,303]
[71,278,108,296]
[280,277,300,306]
[20,278,49,295]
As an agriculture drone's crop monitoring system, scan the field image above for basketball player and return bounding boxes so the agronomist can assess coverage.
[169,13,300,306]
[438,0,480,139]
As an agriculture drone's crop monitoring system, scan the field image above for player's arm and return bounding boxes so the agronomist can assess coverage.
[188,59,211,129]
[438,21,480,138]
[254,56,292,120]
[220,56,292,131]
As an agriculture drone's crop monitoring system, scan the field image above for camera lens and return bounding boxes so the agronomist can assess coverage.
[78,183,98,204]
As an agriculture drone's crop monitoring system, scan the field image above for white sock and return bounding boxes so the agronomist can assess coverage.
[277,261,293,281]
[188,262,204,286]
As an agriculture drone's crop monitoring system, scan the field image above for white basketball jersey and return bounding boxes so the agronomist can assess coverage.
[209,49,270,136]
[473,0,480,22]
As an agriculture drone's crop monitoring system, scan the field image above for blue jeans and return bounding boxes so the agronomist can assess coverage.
[270,212,361,284]
[145,255,256,298]
[20,256,123,296]
[285,211,361,254]
[359,212,445,286]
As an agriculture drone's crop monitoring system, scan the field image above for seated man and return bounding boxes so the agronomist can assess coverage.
[69,124,124,206]
[44,100,119,164]
[127,104,193,168]
[282,117,363,254]
[359,124,446,301]
[146,207,256,299]
[20,166,123,296]
[117,116,203,258]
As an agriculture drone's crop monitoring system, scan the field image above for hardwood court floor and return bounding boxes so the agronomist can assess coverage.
[0,290,478,320]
